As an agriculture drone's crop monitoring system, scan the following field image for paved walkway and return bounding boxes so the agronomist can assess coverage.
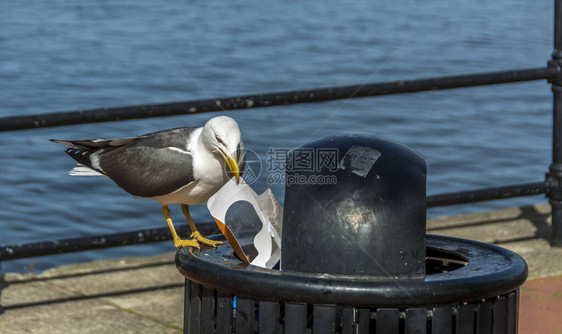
[0,204,561,333]
[519,275,562,334]
[0,253,184,333]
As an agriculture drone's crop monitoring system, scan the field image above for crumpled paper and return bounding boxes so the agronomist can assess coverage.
[207,178,282,268]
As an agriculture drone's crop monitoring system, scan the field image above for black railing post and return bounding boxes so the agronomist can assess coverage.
[548,0,562,246]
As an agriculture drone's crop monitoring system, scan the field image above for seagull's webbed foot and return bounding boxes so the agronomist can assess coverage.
[190,231,223,247]
[173,238,200,249]
[181,204,223,248]
[162,205,200,249]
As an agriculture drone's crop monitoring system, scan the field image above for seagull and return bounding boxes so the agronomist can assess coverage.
[51,116,244,249]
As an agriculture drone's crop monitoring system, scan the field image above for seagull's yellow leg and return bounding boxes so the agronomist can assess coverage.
[162,206,200,249]
[181,204,223,247]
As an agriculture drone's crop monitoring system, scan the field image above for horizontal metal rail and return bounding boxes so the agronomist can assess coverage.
[0,181,547,262]
[426,181,547,207]
[0,67,557,132]
[0,222,219,262]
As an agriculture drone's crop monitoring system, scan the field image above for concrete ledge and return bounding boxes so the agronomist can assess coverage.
[0,252,184,334]
[428,203,562,279]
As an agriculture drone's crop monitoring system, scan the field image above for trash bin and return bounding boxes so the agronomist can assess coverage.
[176,135,527,334]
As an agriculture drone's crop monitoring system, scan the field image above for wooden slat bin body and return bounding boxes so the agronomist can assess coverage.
[184,280,519,334]
[176,235,527,334]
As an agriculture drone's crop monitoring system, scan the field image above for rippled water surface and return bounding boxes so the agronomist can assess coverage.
[0,0,553,272]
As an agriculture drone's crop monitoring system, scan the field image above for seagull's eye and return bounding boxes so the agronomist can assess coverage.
[215,135,223,144]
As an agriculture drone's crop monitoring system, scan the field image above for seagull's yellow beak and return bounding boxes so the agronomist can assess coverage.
[221,151,240,184]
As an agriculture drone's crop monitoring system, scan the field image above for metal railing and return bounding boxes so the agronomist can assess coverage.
[2,1,562,265]
[0,67,556,132]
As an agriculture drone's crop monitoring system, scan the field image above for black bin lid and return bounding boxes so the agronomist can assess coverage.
[281,135,427,278]
[176,234,527,307]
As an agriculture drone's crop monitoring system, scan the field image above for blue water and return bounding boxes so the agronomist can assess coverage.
[0,1,554,273]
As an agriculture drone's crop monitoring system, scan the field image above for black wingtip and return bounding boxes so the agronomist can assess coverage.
[62,147,95,170]
[64,147,82,155]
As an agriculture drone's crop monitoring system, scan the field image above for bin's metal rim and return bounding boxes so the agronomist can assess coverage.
[175,234,527,307]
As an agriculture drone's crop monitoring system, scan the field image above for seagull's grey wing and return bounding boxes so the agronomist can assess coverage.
[97,127,198,197]
[136,127,197,149]
[50,137,144,150]
[99,145,194,197]
[50,125,197,150]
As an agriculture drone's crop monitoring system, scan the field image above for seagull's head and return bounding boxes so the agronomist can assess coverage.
[202,116,243,184]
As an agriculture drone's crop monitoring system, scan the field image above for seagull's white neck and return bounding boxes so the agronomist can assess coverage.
[197,126,218,156]
[188,127,229,192]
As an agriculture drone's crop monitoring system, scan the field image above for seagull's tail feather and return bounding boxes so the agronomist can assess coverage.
[51,138,133,177]
[61,147,106,177]
[69,164,103,176]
